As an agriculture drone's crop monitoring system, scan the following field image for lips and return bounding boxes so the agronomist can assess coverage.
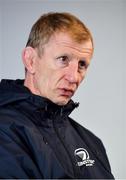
[58,88,74,97]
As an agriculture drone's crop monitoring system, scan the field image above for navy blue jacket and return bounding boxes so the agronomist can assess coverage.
[0,79,114,179]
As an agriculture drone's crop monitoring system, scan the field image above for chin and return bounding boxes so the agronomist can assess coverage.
[54,98,70,106]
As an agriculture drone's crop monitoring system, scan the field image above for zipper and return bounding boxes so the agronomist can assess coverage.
[52,117,79,178]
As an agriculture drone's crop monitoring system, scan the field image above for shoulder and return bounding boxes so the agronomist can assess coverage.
[69,118,102,144]
[69,118,112,171]
[69,117,106,152]
[0,105,40,151]
[0,105,36,142]
[0,105,33,126]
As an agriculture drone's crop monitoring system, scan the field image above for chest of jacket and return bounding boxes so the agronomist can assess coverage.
[8,106,113,179]
[0,103,114,178]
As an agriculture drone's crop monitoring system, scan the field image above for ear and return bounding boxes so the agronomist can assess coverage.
[22,47,37,74]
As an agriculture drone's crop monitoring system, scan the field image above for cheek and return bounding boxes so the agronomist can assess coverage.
[38,69,58,90]
[50,67,64,80]
[34,65,49,90]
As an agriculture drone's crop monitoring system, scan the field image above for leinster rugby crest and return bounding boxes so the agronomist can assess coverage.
[74,148,95,167]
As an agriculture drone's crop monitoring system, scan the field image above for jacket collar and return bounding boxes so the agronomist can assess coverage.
[0,79,79,119]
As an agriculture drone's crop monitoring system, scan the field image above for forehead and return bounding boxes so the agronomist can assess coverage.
[44,32,93,56]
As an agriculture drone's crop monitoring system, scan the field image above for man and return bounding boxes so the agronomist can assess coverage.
[0,12,114,178]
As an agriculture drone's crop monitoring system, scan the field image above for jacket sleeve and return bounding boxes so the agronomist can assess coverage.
[0,124,41,178]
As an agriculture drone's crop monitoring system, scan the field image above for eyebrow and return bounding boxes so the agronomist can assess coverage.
[58,52,89,62]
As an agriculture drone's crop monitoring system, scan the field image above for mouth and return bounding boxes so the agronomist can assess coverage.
[58,88,74,98]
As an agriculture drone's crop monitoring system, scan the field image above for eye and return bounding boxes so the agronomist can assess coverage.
[58,56,69,63]
[56,55,69,67]
[79,60,88,70]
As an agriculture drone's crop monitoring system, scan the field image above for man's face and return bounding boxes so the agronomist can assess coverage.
[32,32,93,105]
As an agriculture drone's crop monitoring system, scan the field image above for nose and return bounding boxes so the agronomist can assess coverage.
[65,63,79,84]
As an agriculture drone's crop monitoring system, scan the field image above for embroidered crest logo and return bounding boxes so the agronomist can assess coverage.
[74,148,95,167]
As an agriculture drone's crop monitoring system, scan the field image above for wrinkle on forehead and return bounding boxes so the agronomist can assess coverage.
[54,41,93,59]
[53,33,93,54]
[44,32,93,57]
[57,41,92,53]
